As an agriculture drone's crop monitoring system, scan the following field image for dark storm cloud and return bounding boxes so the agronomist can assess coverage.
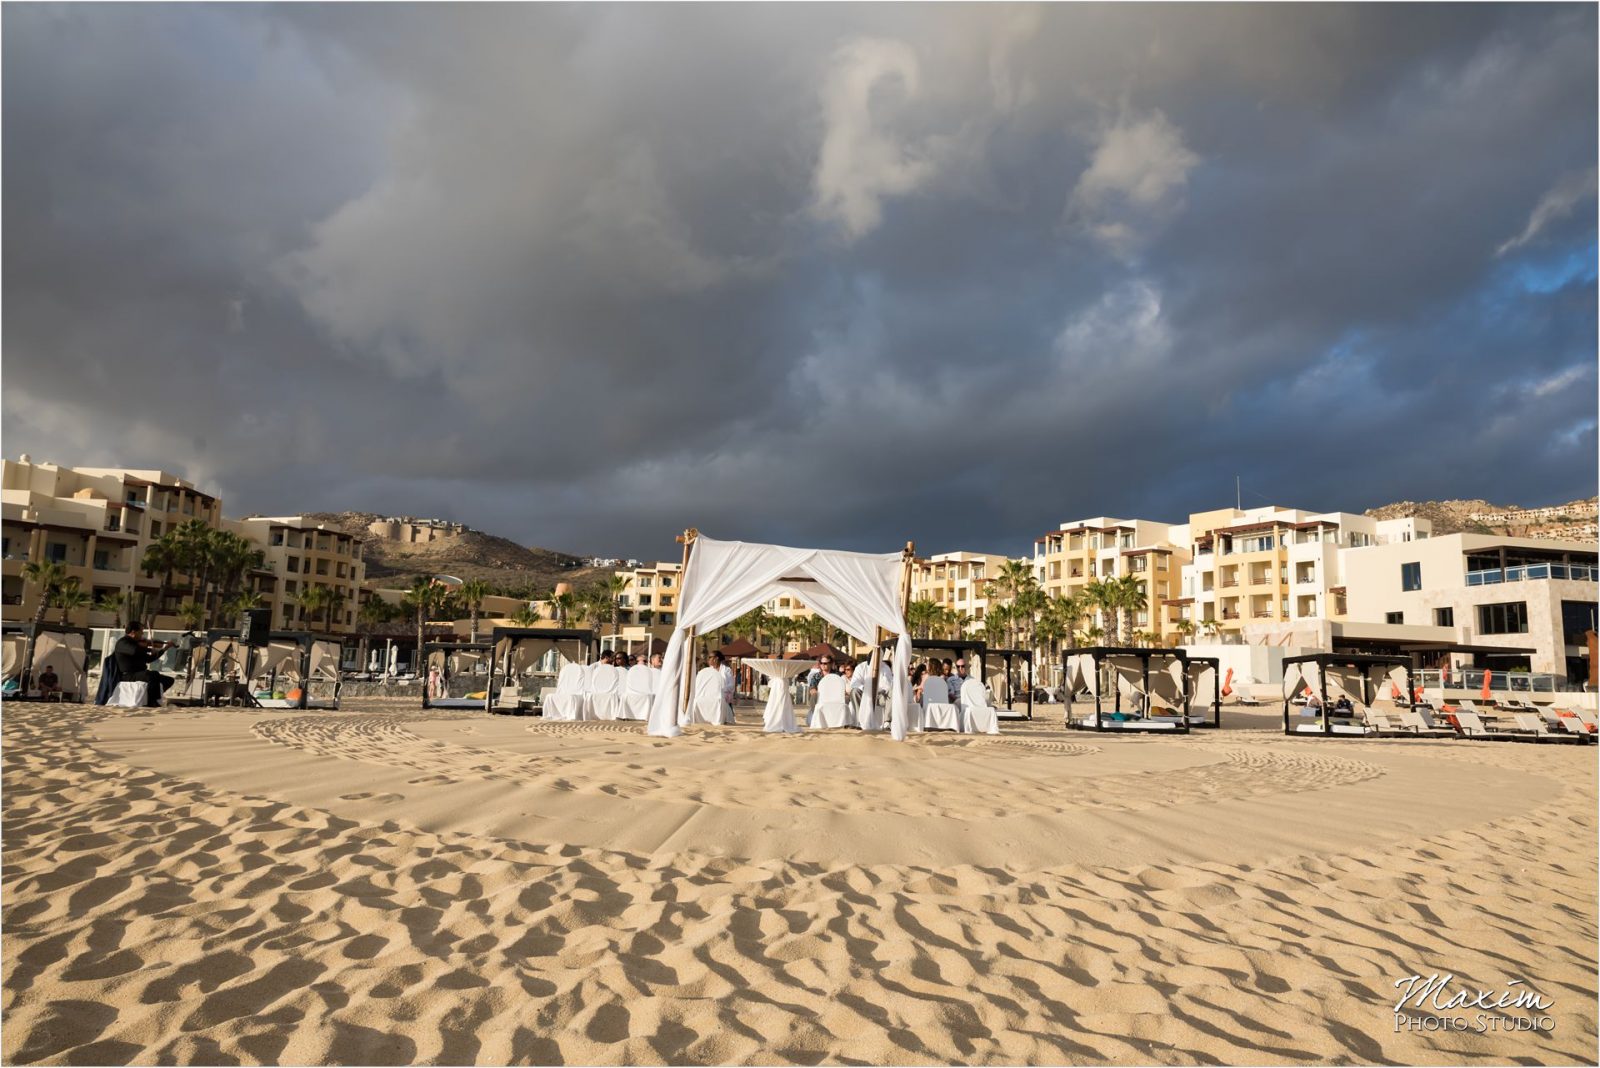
[4,3,1594,559]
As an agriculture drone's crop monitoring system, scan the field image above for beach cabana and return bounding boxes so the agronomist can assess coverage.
[986,647,1034,720]
[246,632,341,709]
[1282,652,1411,736]
[422,641,493,710]
[1063,646,1192,733]
[647,532,916,740]
[486,627,596,713]
[1185,656,1223,728]
[3,622,90,701]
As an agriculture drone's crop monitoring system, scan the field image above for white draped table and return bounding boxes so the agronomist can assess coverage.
[744,659,816,734]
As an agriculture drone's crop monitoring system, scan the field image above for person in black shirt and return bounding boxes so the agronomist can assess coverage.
[114,622,174,705]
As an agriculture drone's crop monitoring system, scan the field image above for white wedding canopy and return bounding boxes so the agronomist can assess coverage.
[646,535,914,741]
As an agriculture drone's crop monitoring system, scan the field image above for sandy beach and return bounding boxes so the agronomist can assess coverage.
[3,699,1595,1065]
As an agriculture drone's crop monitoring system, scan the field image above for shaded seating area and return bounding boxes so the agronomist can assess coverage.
[486,627,596,715]
[248,633,343,710]
[1282,653,1410,737]
[987,648,1034,720]
[3,622,90,702]
[421,642,493,710]
[1063,647,1192,733]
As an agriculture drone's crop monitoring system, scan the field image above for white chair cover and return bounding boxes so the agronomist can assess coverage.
[921,674,961,731]
[621,663,655,720]
[687,667,726,726]
[107,681,151,709]
[856,674,886,732]
[543,662,589,721]
[810,674,852,729]
[902,680,926,733]
[960,679,1000,735]
[587,663,625,721]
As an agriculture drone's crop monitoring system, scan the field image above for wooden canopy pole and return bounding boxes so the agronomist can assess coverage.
[675,528,699,724]
[871,541,915,718]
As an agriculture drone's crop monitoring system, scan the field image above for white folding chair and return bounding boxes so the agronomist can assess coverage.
[921,675,961,732]
[542,662,589,721]
[587,663,624,721]
[106,681,151,709]
[960,679,1000,735]
[810,674,852,729]
[621,664,655,720]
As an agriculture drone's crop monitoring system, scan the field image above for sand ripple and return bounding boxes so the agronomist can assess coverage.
[5,702,1595,1065]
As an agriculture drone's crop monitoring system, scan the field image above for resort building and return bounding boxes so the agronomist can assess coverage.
[1,456,365,636]
[1033,518,1190,642]
[613,560,681,628]
[3,456,228,630]
[1340,533,1598,682]
[229,516,367,634]
[909,551,1021,634]
[365,517,466,543]
[1173,506,1429,643]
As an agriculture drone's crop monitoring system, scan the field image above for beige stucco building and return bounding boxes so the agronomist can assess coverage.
[1174,506,1428,644]
[1033,518,1190,642]
[2,456,364,636]
[1340,533,1597,680]
[909,551,1021,634]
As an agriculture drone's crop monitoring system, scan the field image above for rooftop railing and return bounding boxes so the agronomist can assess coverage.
[1466,563,1600,586]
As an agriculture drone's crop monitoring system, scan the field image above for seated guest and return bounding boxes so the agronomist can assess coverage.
[1301,692,1323,716]
[38,665,60,699]
[650,652,663,669]
[1333,695,1354,715]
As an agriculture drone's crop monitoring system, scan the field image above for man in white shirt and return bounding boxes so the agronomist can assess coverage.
[710,651,736,723]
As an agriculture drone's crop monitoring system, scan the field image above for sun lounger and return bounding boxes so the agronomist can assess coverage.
[1397,709,1457,737]
[1512,712,1584,743]
[1453,710,1527,741]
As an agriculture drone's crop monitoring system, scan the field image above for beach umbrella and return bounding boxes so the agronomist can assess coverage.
[791,641,851,662]
[717,637,760,659]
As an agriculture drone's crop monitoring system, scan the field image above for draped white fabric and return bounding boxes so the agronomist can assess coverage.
[959,679,1000,735]
[646,537,912,740]
[744,658,812,734]
[1282,662,1304,700]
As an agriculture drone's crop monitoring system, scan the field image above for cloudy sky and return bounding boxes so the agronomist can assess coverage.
[4,4,1595,559]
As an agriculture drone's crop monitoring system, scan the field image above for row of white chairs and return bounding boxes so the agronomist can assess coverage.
[901,675,1001,735]
[537,662,663,722]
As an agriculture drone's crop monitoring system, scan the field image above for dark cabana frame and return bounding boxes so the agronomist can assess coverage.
[1063,646,1192,734]
[421,641,494,710]
[486,626,597,715]
[1282,652,1412,737]
[1186,655,1223,729]
[4,622,92,702]
[987,647,1034,720]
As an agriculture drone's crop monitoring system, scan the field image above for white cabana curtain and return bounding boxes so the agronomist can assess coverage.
[646,537,912,740]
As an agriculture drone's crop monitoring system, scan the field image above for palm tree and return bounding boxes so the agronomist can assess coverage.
[602,574,632,638]
[294,584,331,631]
[511,603,542,628]
[403,576,444,672]
[19,559,69,690]
[205,531,264,628]
[177,600,206,631]
[323,587,348,632]
[51,578,91,625]
[1114,575,1148,646]
[458,579,491,642]
[356,596,397,675]
[906,598,939,639]
[139,533,182,625]
[1082,578,1117,644]
[223,590,263,623]
[766,616,795,656]
[171,519,215,611]
[95,589,128,628]
[1173,618,1196,646]
[549,591,577,626]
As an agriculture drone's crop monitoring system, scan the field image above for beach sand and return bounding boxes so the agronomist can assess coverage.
[3,699,1595,1065]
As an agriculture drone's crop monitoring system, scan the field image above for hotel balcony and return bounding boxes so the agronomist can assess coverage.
[1466,563,1600,585]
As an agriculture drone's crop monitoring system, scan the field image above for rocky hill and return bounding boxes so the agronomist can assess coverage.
[304,512,610,594]
[1365,496,1598,538]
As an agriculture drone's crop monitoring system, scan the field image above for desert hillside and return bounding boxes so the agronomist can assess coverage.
[1365,495,1598,538]
[305,511,610,593]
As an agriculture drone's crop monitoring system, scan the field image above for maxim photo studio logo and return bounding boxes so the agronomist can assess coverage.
[1393,973,1555,1035]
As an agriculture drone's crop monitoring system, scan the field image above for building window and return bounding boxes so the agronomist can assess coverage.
[1434,607,1455,627]
[287,557,299,573]
[1401,562,1421,592]
[1477,601,1529,635]
[1561,600,1596,644]
[1385,611,1404,625]
[45,543,67,563]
